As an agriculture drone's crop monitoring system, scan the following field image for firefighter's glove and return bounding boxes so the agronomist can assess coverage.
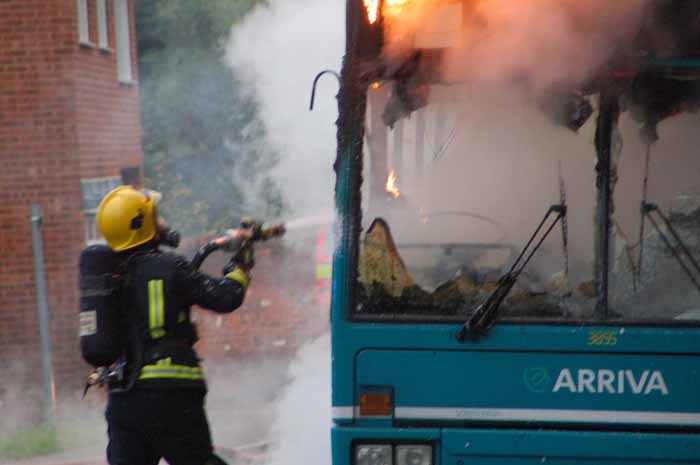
[223,246,251,288]
[83,367,107,397]
[223,242,254,285]
[234,243,255,272]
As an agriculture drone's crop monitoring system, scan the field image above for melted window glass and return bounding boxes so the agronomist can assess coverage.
[356,217,575,320]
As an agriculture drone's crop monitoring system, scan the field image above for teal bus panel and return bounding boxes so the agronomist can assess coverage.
[331,426,700,465]
[355,349,700,428]
[332,322,700,425]
[442,429,700,464]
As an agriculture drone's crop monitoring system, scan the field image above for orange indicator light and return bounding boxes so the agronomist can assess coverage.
[359,391,393,416]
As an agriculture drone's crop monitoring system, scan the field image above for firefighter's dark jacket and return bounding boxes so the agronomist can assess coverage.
[118,247,247,391]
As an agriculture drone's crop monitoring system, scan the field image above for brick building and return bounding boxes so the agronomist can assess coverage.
[0,0,143,405]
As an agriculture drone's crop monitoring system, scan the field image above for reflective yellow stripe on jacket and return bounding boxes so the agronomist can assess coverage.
[138,357,204,381]
[225,268,249,290]
[148,279,165,339]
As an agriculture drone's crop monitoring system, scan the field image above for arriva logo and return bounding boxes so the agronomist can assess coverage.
[552,369,669,395]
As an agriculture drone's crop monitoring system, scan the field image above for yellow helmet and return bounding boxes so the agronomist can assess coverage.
[96,186,160,252]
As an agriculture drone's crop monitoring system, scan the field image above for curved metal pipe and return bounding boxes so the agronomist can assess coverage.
[309,69,340,111]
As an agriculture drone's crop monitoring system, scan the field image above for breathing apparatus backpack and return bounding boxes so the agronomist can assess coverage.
[79,244,124,368]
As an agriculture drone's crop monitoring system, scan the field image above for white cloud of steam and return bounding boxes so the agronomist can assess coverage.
[226,0,345,218]
[263,334,331,465]
[371,85,700,287]
[225,5,336,464]
[0,356,43,434]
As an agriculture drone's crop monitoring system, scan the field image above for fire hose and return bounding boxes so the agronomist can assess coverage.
[190,217,286,271]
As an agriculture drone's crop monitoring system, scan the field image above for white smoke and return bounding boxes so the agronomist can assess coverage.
[224,2,341,464]
[454,0,648,89]
[263,335,331,465]
[385,0,650,91]
[226,0,345,218]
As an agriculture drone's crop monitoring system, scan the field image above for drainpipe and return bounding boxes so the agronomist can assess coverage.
[30,203,56,424]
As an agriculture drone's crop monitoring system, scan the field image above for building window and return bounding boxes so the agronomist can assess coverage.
[81,177,122,245]
[97,0,109,49]
[77,0,90,45]
[114,0,133,83]
[84,211,102,245]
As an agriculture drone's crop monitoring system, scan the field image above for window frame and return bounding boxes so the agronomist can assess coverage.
[77,0,91,46]
[80,176,122,246]
[84,210,104,246]
[114,0,134,83]
[96,0,110,50]
[349,94,700,328]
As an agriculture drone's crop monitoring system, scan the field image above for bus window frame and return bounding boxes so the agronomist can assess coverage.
[349,310,700,328]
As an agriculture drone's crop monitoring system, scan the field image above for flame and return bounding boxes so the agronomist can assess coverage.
[366,0,412,24]
[371,81,381,89]
[386,170,400,198]
[364,0,380,24]
[384,0,411,16]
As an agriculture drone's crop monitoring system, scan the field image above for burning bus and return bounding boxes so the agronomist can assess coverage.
[328,1,700,465]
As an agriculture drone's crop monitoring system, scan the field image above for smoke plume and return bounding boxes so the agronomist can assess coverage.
[378,87,700,287]
[223,1,341,464]
[262,335,331,465]
[226,0,345,219]
[363,0,700,288]
[384,0,650,91]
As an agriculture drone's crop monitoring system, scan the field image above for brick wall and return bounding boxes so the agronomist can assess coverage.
[75,0,142,179]
[0,0,143,411]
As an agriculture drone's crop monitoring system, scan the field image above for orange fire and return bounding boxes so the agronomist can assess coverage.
[384,0,411,16]
[386,170,400,198]
[363,0,380,24]
[365,0,414,24]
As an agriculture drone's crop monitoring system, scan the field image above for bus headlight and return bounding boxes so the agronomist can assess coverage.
[355,444,393,465]
[396,445,433,465]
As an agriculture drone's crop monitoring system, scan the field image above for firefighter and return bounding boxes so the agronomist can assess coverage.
[93,185,251,465]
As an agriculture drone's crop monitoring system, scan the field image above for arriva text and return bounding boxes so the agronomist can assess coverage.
[552,369,668,395]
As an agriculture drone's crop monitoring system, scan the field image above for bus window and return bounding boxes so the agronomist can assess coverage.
[355,84,700,325]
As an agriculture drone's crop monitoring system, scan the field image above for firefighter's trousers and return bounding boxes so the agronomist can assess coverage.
[105,388,224,465]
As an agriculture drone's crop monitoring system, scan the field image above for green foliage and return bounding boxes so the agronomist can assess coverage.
[136,0,284,236]
[0,424,61,460]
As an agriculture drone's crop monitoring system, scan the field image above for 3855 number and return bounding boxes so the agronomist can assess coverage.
[588,331,618,346]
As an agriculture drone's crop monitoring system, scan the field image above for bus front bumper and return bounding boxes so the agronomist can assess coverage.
[332,426,700,465]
